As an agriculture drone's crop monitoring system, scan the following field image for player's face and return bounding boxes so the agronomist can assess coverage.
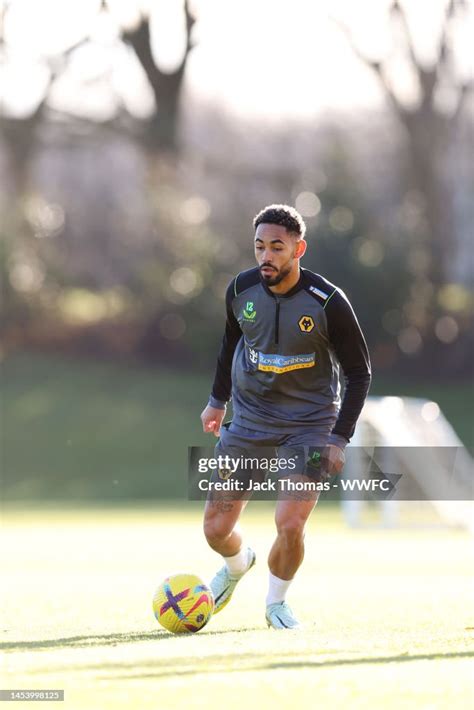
[254,223,304,286]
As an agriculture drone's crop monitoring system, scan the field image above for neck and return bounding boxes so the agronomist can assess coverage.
[268,266,301,295]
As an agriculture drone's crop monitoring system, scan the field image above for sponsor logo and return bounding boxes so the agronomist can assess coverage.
[256,351,316,374]
[298,315,315,333]
[248,347,258,364]
[309,285,329,300]
[307,450,322,469]
[243,301,256,321]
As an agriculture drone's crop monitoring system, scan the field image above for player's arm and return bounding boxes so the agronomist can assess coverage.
[325,289,372,453]
[201,279,242,436]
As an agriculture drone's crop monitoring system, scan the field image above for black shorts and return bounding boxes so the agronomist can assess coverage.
[208,421,334,499]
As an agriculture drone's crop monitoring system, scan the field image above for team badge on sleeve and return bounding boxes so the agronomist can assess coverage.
[243,302,257,321]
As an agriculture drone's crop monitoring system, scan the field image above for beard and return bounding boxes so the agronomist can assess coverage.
[260,262,293,286]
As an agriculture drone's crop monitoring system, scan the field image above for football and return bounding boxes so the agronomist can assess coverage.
[153,573,214,634]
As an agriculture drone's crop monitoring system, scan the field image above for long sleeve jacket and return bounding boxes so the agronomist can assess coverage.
[209,267,371,446]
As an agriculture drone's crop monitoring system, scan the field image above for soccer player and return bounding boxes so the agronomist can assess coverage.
[200,204,371,629]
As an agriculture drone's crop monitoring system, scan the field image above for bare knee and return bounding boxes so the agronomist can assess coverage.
[276,517,305,549]
[203,516,235,549]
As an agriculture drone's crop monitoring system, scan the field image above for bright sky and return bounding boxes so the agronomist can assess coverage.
[1,0,472,121]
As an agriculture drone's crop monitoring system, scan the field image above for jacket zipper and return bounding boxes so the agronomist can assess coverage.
[274,298,280,344]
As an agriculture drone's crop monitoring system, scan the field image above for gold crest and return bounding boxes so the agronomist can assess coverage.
[218,467,233,480]
[298,315,315,333]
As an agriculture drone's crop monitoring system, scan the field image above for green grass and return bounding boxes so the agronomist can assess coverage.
[2,353,473,499]
[1,505,473,709]
[2,354,213,499]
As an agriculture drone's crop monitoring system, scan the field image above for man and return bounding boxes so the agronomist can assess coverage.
[200,204,371,629]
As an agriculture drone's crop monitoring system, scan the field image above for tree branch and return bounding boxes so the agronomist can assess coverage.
[182,0,197,63]
[330,16,408,121]
[390,1,418,72]
[122,17,161,98]
[123,0,196,90]
[451,80,474,124]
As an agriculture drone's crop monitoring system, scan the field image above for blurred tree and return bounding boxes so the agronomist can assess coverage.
[0,1,197,158]
[0,0,89,327]
[121,0,196,150]
[335,0,472,288]
[0,0,198,336]
[1,1,471,377]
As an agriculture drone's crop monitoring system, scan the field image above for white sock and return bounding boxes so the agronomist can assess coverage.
[224,547,250,578]
[266,572,293,606]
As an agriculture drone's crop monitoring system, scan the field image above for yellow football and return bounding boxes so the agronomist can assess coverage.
[153,573,214,634]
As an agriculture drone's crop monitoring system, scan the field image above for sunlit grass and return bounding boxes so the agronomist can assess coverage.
[1,505,473,710]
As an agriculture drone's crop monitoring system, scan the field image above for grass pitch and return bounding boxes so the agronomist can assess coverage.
[1,505,473,710]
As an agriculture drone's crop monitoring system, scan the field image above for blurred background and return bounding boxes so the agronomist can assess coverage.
[1,0,473,501]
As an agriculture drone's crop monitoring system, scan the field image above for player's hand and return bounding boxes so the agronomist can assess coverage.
[321,444,345,477]
[200,405,226,437]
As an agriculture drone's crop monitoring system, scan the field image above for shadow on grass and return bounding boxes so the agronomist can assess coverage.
[23,646,474,680]
[29,648,348,676]
[100,649,474,681]
[1,627,260,652]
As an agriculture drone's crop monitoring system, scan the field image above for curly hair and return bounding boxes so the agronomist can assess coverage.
[253,204,306,239]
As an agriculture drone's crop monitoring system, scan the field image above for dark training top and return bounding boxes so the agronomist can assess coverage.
[209,267,371,447]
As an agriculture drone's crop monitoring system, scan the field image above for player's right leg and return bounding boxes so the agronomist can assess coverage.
[203,497,248,557]
[204,497,255,613]
[203,422,267,613]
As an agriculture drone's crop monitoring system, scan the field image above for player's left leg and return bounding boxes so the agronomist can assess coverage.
[269,489,318,579]
[265,485,318,629]
[265,429,335,629]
